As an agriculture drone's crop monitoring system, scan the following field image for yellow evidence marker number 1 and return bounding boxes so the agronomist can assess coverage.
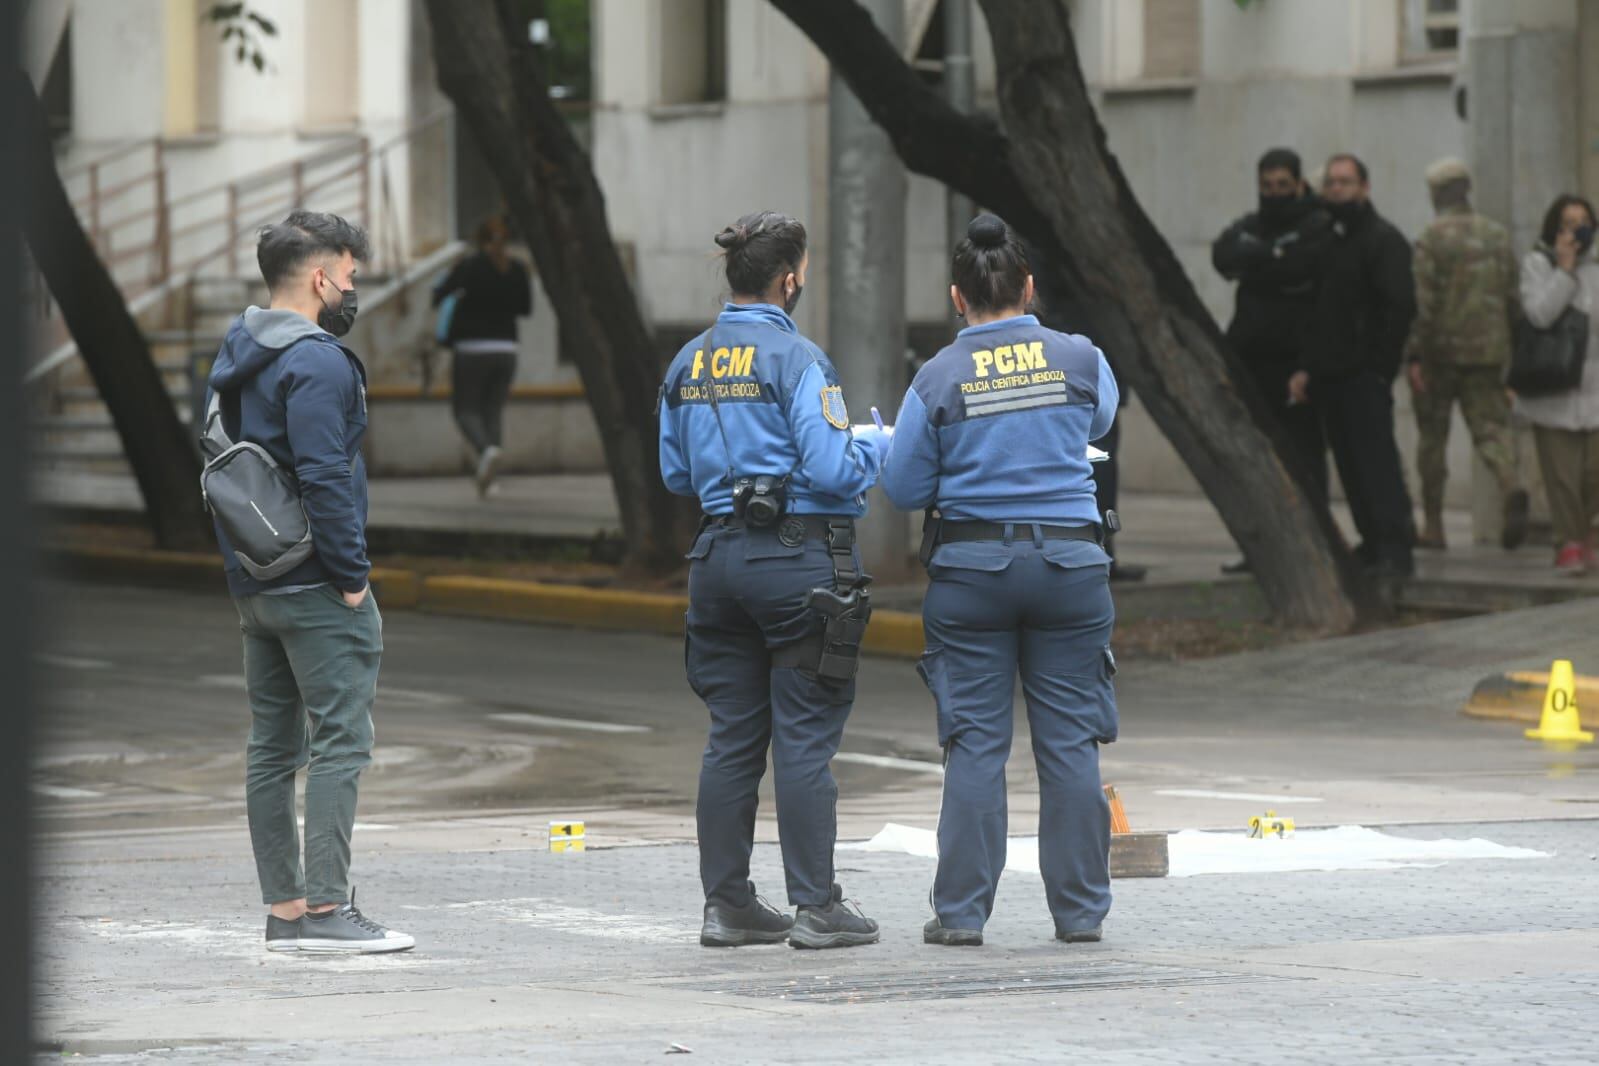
[1525,660,1594,745]
[549,820,586,853]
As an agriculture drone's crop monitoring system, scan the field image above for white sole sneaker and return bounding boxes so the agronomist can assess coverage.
[298,932,416,954]
[266,940,301,953]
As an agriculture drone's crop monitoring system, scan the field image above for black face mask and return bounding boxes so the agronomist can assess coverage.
[1575,225,1597,253]
[1258,192,1297,223]
[1327,199,1364,225]
[317,279,359,337]
[783,281,804,316]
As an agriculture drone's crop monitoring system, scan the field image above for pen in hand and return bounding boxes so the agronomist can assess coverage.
[871,406,885,430]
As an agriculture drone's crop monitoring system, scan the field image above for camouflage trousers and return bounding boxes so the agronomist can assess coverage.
[1411,362,1520,520]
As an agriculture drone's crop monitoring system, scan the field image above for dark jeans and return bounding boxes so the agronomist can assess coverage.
[235,586,383,906]
[451,349,516,455]
[684,522,860,909]
[1318,372,1414,565]
[920,539,1116,933]
[1247,362,1329,504]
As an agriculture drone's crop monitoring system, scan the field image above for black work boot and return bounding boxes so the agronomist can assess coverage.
[923,917,983,946]
[700,883,794,947]
[1056,924,1103,944]
[789,884,880,950]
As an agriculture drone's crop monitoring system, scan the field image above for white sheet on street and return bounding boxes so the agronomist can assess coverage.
[841,823,1549,877]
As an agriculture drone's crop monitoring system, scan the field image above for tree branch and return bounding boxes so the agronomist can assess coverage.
[765,0,1049,236]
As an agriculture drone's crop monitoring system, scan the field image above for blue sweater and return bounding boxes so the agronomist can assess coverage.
[882,314,1117,526]
[658,302,889,516]
[207,307,371,597]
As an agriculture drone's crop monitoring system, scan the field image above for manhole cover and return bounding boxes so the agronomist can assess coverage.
[687,960,1285,1004]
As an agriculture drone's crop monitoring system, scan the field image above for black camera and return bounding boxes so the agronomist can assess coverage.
[731,475,788,527]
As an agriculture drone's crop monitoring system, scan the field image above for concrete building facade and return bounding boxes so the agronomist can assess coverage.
[29,1,1598,523]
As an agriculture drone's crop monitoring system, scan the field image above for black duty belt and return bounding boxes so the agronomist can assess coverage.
[938,521,1100,544]
[707,514,853,540]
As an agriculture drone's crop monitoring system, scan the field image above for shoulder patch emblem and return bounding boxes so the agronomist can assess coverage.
[820,385,849,430]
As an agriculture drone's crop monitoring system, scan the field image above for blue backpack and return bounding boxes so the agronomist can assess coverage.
[435,290,462,344]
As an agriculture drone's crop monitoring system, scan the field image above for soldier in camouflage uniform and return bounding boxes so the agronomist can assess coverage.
[1405,158,1530,550]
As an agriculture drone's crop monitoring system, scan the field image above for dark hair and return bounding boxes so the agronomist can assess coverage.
[952,214,1030,314]
[1325,153,1369,184]
[1257,147,1302,179]
[256,210,372,291]
[1540,193,1598,246]
[474,214,508,247]
[714,211,807,297]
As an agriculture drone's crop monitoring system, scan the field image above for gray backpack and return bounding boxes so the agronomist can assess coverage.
[199,391,315,580]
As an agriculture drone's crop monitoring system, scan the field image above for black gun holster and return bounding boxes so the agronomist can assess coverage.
[773,519,872,685]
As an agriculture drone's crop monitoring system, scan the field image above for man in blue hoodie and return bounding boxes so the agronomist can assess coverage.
[208,211,412,954]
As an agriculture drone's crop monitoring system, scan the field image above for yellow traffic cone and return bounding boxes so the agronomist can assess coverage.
[1525,660,1594,744]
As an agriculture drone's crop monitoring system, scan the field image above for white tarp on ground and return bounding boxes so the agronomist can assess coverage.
[841,823,1550,878]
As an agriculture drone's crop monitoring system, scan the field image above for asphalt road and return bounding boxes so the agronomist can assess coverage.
[32,581,1599,844]
[30,581,1599,1063]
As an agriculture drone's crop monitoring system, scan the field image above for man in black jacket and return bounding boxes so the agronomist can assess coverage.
[1288,153,1418,577]
[1212,148,1336,573]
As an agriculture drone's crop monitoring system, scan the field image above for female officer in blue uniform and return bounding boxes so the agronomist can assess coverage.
[882,214,1120,947]
[659,211,892,950]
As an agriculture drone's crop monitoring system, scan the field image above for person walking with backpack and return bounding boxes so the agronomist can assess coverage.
[205,211,413,954]
[432,215,533,497]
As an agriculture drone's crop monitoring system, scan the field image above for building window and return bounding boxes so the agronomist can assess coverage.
[303,0,360,128]
[657,0,727,106]
[1142,0,1199,80]
[1402,0,1460,59]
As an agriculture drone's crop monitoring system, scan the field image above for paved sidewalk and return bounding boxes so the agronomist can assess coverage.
[36,821,1599,1064]
[35,471,1598,609]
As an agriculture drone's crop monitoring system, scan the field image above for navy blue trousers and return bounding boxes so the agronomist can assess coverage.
[919,535,1117,933]
[685,523,858,909]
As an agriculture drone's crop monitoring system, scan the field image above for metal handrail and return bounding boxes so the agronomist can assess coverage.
[25,108,458,386]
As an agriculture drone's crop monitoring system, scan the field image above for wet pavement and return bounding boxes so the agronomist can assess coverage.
[30,580,1599,1063]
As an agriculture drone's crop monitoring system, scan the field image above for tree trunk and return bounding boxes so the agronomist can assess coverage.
[16,76,210,552]
[422,0,696,573]
[769,0,1369,630]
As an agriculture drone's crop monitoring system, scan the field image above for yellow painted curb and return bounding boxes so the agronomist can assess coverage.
[421,575,687,634]
[419,575,926,658]
[1461,670,1599,728]
[49,545,419,607]
[48,545,924,658]
[863,609,924,658]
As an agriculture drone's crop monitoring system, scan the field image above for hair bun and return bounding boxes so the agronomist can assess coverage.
[967,214,1007,249]
[714,224,750,251]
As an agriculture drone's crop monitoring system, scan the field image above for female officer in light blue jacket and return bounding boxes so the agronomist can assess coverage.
[882,214,1119,947]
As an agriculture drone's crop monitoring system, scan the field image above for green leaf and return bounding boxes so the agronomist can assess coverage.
[251,51,265,72]
[248,12,278,36]
[236,43,247,62]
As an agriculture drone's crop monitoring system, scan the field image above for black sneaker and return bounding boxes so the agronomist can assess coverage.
[789,884,879,950]
[297,890,415,954]
[701,884,794,947]
[265,914,301,953]
[923,917,982,946]
[1502,489,1530,551]
[1056,924,1103,944]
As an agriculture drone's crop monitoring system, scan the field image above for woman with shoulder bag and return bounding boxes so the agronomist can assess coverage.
[1516,194,1599,574]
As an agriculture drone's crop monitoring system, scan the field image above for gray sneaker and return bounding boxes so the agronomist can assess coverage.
[265,914,301,953]
[1055,924,1103,944]
[789,884,879,950]
[298,891,416,954]
[701,883,794,947]
[475,445,502,498]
